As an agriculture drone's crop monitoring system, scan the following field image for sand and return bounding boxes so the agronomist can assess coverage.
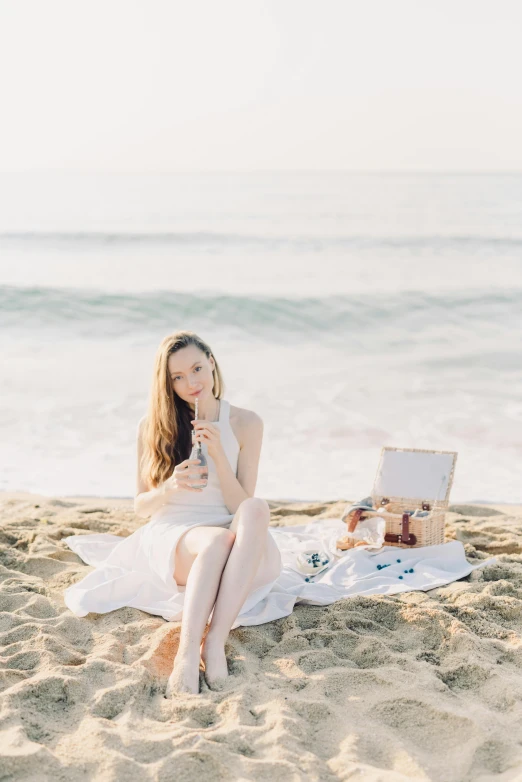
[1,491,522,782]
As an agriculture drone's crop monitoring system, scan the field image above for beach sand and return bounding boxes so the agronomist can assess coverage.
[1,491,522,781]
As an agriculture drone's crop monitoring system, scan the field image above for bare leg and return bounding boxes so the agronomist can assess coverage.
[201,498,278,688]
[166,529,235,697]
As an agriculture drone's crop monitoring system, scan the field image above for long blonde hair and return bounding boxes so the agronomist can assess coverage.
[140,331,225,488]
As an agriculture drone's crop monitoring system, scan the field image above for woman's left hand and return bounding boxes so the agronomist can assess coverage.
[191,420,224,459]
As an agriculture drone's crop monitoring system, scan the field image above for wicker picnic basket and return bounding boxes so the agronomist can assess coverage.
[343,447,458,549]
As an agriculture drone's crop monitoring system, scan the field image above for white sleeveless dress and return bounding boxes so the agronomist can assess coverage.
[64,398,497,628]
[63,399,283,628]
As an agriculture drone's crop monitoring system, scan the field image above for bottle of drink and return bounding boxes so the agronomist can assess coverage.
[189,430,208,489]
[188,402,208,489]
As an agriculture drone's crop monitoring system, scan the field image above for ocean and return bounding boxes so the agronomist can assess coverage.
[1,171,521,502]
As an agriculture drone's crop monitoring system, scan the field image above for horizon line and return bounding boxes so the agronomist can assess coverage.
[1,168,522,176]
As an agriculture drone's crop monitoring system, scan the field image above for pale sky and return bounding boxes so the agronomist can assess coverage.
[0,0,521,172]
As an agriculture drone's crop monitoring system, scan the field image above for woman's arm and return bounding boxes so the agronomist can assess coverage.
[212,410,264,514]
[133,417,207,519]
[134,417,169,519]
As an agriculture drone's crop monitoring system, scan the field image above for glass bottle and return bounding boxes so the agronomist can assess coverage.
[188,428,208,489]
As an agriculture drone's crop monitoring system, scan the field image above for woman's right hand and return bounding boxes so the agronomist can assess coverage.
[162,459,206,494]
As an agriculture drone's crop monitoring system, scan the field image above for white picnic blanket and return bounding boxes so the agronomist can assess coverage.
[229,517,496,628]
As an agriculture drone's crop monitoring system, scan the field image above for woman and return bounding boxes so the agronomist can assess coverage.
[64,331,283,696]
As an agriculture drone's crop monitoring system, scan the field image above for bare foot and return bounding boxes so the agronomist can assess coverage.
[200,635,229,689]
[165,650,201,697]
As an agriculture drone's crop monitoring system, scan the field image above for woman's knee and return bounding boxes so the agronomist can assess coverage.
[200,527,236,554]
[174,527,234,585]
[180,525,235,559]
[239,497,270,522]
[232,497,270,538]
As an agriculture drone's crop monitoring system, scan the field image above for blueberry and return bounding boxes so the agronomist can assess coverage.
[377,564,382,570]
[398,575,403,579]
[397,559,401,563]
[305,576,310,582]
[409,568,414,573]
[404,569,408,573]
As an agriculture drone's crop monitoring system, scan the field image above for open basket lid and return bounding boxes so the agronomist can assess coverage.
[372,447,458,505]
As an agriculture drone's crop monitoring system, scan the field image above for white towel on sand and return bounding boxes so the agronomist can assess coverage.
[230,517,497,628]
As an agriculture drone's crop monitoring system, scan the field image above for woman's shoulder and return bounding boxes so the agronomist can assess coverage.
[229,403,263,432]
[228,404,263,450]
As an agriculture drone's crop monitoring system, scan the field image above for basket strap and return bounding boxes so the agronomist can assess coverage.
[384,513,417,546]
[346,509,418,546]
[347,508,364,533]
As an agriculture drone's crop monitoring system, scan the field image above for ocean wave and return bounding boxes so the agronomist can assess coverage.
[1,230,522,253]
[1,284,519,344]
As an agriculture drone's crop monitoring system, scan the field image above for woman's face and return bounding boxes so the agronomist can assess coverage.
[167,346,215,403]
